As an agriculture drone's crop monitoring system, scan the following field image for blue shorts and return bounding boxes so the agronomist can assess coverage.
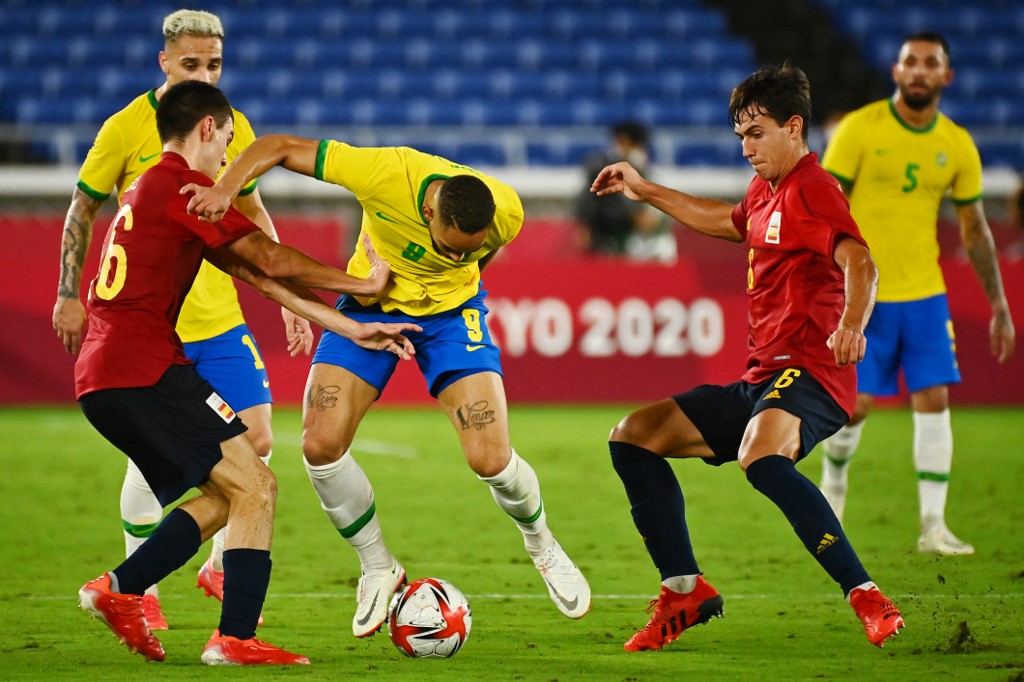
[312,290,503,398]
[182,324,273,412]
[858,295,961,396]
[673,367,848,466]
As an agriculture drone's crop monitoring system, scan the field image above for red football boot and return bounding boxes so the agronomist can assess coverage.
[79,574,166,662]
[624,576,724,652]
[141,594,168,631]
[200,630,310,665]
[850,585,905,647]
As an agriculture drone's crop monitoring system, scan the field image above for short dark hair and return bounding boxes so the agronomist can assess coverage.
[729,63,812,141]
[903,30,951,65]
[437,175,496,235]
[611,120,649,147]
[156,81,233,144]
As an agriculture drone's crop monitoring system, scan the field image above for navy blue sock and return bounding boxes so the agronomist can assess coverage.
[111,508,201,595]
[218,548,271,640]
[745,455,870,594]
[610,441,700,579]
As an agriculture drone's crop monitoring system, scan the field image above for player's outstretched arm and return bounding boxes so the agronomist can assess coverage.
[828,237,878,366]
[590,161,741,241]
[220,230,390,298]
[208,247,419,360]
[53,188,104,354]
[183,134,320,222]
[957,201,1016,363]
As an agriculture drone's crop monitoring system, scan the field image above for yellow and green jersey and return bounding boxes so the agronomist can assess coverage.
[822,99,983,302]
[77,89,260,342]
[316,141,525,316]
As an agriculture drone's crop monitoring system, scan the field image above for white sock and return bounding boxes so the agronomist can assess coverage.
[846,580,877,601]
[305,451,393,572]
[662,575,698,594]
[120,460,162,597]
[914,410,953,527]
[209,451,272,571]
[820,421,866,489]
[479,449,553,553]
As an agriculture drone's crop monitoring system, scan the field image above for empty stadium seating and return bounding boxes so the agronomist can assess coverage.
[0,1,1021,169]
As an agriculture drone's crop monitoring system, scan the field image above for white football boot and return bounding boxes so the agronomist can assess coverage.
[530,540,591,619]
[352,558,406,637]
[918,517,975,556]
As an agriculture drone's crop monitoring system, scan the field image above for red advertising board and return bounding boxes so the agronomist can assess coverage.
[2,214,1022,405]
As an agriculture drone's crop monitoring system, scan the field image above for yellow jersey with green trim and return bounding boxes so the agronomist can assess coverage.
[316,141,525,316]
[822,99,983,302]
[76,89,260,342]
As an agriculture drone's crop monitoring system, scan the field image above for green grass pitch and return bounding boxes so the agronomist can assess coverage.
[1,405,1022,680]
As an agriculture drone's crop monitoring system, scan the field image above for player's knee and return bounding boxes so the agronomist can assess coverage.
[466,446,509,478]
[301,430,346,467]
[244,427,273,460]
[609,411,649,447]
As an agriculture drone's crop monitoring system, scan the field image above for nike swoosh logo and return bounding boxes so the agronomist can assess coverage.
[375,211,400,224]
[262,379,270,388]
[355,592,380,626]
[139,152,161,163]
[465,344,486,351]
[551,589,579,613]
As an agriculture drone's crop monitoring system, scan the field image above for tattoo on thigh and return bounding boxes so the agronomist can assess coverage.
[308,383,340,411]
[456,400,496,430]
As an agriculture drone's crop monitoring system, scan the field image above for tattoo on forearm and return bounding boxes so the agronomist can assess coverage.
[308,383,340,411]
[58,200,97,298]
[965,238,1006,304]
[456,400,496,430]
[59,218,92,297]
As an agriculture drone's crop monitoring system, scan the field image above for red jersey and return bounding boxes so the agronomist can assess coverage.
[75,152,258,398]
[730,153,867,416]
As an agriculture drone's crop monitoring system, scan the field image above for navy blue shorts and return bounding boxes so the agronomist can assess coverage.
[183,324,273,412]
[79,364,248,506]
[673,367,848,466]
[312,289,503,398]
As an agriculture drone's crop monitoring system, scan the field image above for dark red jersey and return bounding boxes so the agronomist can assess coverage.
[75,152,258,398]
[730,153,867,416]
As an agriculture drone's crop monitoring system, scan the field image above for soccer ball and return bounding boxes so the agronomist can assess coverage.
[387,577,472,658]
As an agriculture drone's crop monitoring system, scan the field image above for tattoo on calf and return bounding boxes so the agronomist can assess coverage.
[309,383,340,411]
[456,400,496,430]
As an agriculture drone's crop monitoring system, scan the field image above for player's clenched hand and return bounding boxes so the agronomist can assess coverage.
[181,183,233,222]
[282,307,314,357]
[827,327,866,367]
[53,296,86,354]
[590,161,646,201]
[362,233,392,297]
[351,322,423,361]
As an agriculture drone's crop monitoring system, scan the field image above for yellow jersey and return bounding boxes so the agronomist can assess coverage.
[77,89,260,342]
[822,99,983,302]
[316,141,525,316]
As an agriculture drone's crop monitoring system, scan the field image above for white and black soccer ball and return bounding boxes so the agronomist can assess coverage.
[387,577,472,658]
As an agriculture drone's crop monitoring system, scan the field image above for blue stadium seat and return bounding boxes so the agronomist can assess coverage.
[0,2,773,167]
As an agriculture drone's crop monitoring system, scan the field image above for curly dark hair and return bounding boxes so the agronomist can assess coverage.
[728,63,811,141]
[437,175,496,235]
